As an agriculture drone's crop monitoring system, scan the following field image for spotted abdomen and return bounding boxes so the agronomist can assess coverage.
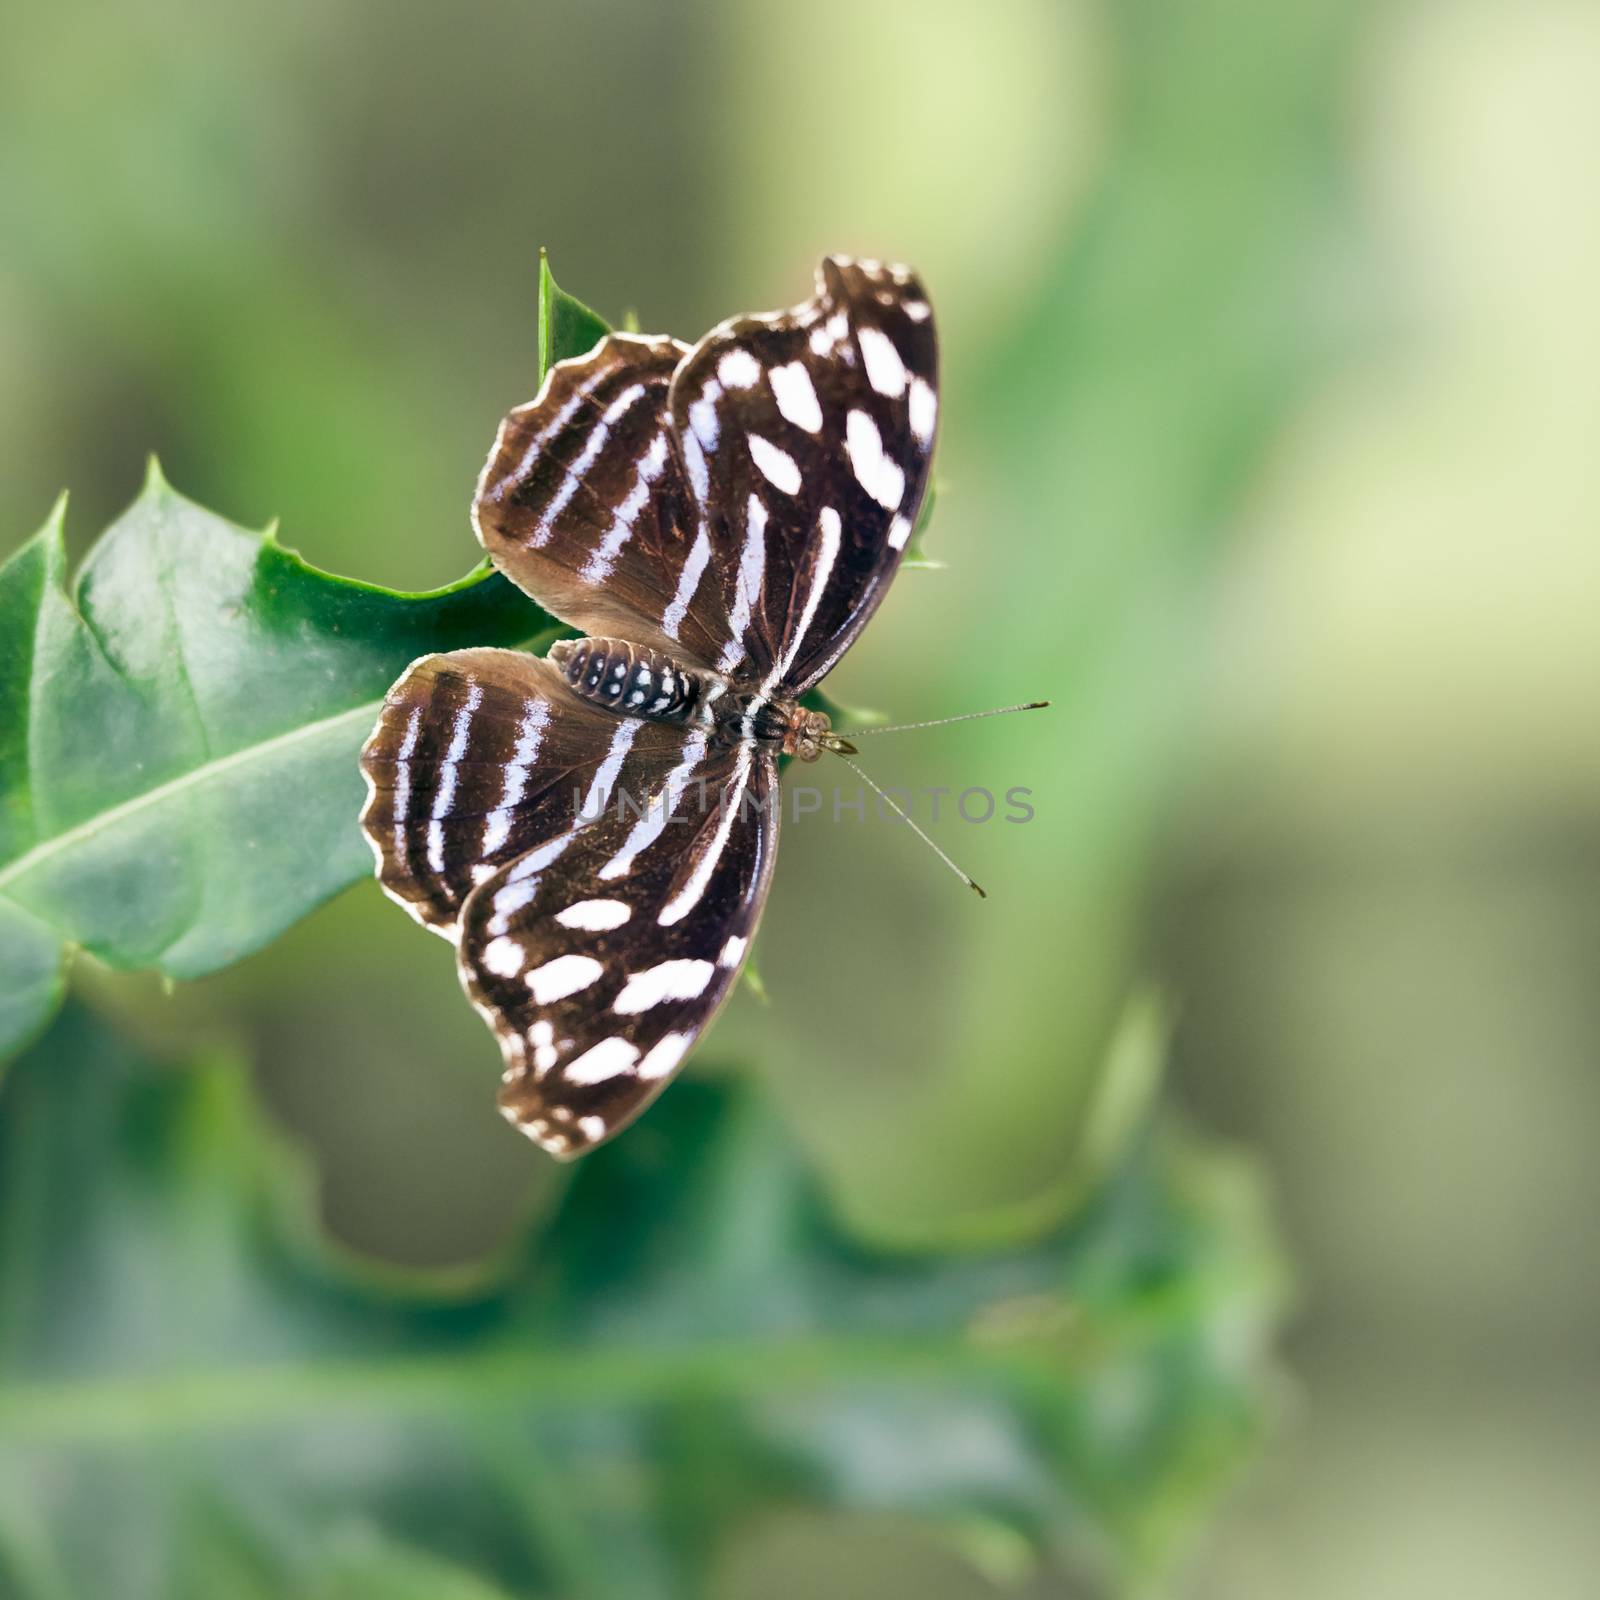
[549,637,702,722]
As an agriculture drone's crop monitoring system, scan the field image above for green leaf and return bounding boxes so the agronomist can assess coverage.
[0,259,613,1064]
[538,249,611,383]
[900,477,945,570]
[0,478,554,1063]
[0,1007,1288,1600]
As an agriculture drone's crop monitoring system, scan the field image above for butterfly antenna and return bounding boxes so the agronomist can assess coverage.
[838,754,986,899]
[850,701,1050,738]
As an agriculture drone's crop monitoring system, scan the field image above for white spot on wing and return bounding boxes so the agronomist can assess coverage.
[689,378,722,450]
[580,431,670,584]
[681,427,710,501]
[717,348,761,389]
[638,1032,690,1081]
[689,399,718,449]
[555,898,632,931]
[718,494,768,672]
[600,729,710,880]
[577,1115,607,1143]
[888,514,912,550]
[508,835,574,882]
[392,706,423,824]
[529,1019,558,1075]
[481,936,526,978]
[591,719,639,799]
[488,879,537,934]
[613,958,716,1014]
[759,507,841,696]
[845,409,905,511]
[564,1036,640,1085]
[473,713,634,920]
[857,326,908,397]
[526,954,605,1005]
[661,528,711,639]
[719,935,747,967]
[658,745,755,926]
[534,382,649,545]
[504,362,611,486]
[427,684,484,873]
[909,377,937,447]
[483,699,550,855]
[769,361,822,432]
[749,435,802,495]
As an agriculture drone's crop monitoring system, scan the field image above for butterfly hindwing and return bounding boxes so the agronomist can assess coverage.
[461,742,779,1157]
[667,255,938,693]
[359,648,688,937]
[360,646,780,1158]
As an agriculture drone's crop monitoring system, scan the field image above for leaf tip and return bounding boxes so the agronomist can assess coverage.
[6,492,71,584]
[739,958,770,1006]
[901,476,941,569]
[141,453,173,502]
[536,250,555,383]
[44,488,71,538]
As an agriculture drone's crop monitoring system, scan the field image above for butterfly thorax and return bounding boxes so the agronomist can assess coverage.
[711,690,844,762]
[548,636,846,761]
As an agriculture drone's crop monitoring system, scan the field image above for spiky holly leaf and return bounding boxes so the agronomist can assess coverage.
[537,249,611,378]
[0,477,556,1063]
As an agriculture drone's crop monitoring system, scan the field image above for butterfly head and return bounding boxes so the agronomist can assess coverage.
[783,706,856,763]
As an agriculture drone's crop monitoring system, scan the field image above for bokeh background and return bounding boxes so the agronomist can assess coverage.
[4,0,1598,1595]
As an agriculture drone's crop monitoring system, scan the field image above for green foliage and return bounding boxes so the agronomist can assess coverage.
[537,250,611,380]
[0,237,1292,1595]
[0,477,556,1062]
[0,1006,1287,1600]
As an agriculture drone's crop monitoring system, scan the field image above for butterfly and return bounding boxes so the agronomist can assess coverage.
[360,256,936,1158]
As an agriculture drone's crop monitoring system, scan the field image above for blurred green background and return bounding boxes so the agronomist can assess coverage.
[3,0,1598,1594]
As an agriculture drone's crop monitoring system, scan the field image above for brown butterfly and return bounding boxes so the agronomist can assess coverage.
[360,258,937,1157]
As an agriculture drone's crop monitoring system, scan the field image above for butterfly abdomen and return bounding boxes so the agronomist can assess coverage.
[550,637,701,722]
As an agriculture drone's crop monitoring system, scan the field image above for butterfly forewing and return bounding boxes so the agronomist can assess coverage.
[472,332,737,670]
[667,255,938,694]
[461,742,779,1158]
[472,258,937,698]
